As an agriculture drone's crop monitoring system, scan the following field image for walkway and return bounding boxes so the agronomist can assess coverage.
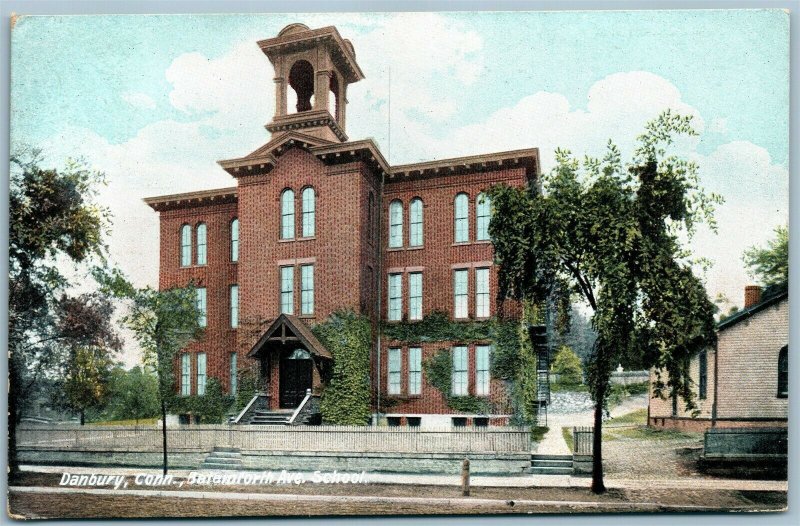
[534,393,648,455]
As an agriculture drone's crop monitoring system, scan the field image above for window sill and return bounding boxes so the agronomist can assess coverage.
[387,246,404,252]
[407,245,424,251]
[474,240,492,245]
[278,238,296,243]
[452,242,472,247]
[299,314,315,320]
[298,236,316,242]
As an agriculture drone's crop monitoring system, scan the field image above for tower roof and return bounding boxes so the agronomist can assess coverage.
[258,24,364,84]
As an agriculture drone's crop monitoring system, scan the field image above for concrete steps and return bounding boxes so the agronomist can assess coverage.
[526,454,573,475]
[249,409,293,425]
[199,447,243,470]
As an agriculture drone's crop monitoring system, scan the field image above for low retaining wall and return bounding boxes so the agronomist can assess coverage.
[17,448,529,475]
[700,427,787,479]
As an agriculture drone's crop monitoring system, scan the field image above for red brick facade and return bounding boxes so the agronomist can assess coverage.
[144,24,540,426]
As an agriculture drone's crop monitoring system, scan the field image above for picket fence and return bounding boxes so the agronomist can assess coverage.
[17,424,531,454]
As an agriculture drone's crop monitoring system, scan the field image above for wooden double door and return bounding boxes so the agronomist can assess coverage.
[279,348,313,408]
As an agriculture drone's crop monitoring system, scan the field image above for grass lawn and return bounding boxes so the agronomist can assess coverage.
[607,408,647,426]
[605,426,698,441]
[89,418,158,426]
[561,427,574,452]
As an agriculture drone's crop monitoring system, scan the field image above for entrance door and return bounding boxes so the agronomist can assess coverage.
[279,349,313,408]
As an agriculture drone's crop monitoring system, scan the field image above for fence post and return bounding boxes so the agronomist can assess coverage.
[461,458,470,497]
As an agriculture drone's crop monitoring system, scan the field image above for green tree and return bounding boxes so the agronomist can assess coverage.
[104,366,161,424]
[98,270,202,474]
[487,111,720,493]
[8,149,118,479]
[314,310,372,425]
[551,345,583,386]
[60,346,114,425]
[743,224,788,286]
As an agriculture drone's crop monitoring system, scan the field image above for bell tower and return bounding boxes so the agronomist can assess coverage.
[259,23,364,143]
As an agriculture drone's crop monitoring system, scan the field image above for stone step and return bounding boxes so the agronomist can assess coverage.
[210,450,241,458]
[253,410,293,416]
[200,462,242,470]
[525,466,573,475]
[531,454,573,461]
[250,417,290,424]
[203,457,241,465]
[532,459,573,468]
[213,446,242,453]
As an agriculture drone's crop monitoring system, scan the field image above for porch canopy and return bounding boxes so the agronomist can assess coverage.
[247,314,332,360]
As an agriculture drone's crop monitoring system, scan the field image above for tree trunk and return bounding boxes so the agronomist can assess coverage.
[590,387,606,494]
[80,410,85,426]
[161,399,168,475]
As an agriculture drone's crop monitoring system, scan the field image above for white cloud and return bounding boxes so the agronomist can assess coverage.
[388,71,704,168]
[121,91,156,110]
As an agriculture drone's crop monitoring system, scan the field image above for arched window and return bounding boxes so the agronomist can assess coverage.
[302,187,315,237]
[454,193,469,243]
[476,192,491,241]
[778,346,788,398]
[389,200,403,248]
[196,223,207,265]
[180,224,192,267]
[409,198,423,247]
[230,218,239,262]
[281,189,295,239]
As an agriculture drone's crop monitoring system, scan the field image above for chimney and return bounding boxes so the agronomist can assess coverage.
[744,285,762,309]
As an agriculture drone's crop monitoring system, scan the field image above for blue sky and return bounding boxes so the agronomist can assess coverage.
[10,10,790,363]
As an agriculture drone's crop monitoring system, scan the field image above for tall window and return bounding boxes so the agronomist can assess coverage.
[388,348,401,395]
[408,272,422,321]
[452,346,468,396]
[301,264,314,315]
[454,193,469,243]
[389,200,403,248]
[230,218,239,262]
[181,354,191,396]
[195,287,207,328]
[230,285,239,328]
[281,189,295,239]
[409,198,423,247]
[698,350,707,399]
[280,266,294,314]
[180,225,192,267]
[476,345,490,396]
[196,353,207,396]
[475,267,490,318]
[388,273,402,321]
[302,187,315,237]
[196,223,207,265]
[230,352,238,395]
[453,269,468,319]
[409,347,422,395]
[476,192,491,241]
[778,346,788,398]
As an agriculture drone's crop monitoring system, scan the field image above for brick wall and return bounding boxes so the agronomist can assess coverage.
[151,149,534,419]
[648,297,788,428]
[716,299,788,420]
[157,200,239,393]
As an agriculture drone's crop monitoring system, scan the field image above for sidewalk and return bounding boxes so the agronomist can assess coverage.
[19,465,788,492]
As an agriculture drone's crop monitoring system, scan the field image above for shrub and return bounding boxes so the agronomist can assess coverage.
[551,345,583,386]
[314,310,372,425]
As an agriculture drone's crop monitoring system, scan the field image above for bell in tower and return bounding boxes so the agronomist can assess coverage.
[259,23,364,143]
